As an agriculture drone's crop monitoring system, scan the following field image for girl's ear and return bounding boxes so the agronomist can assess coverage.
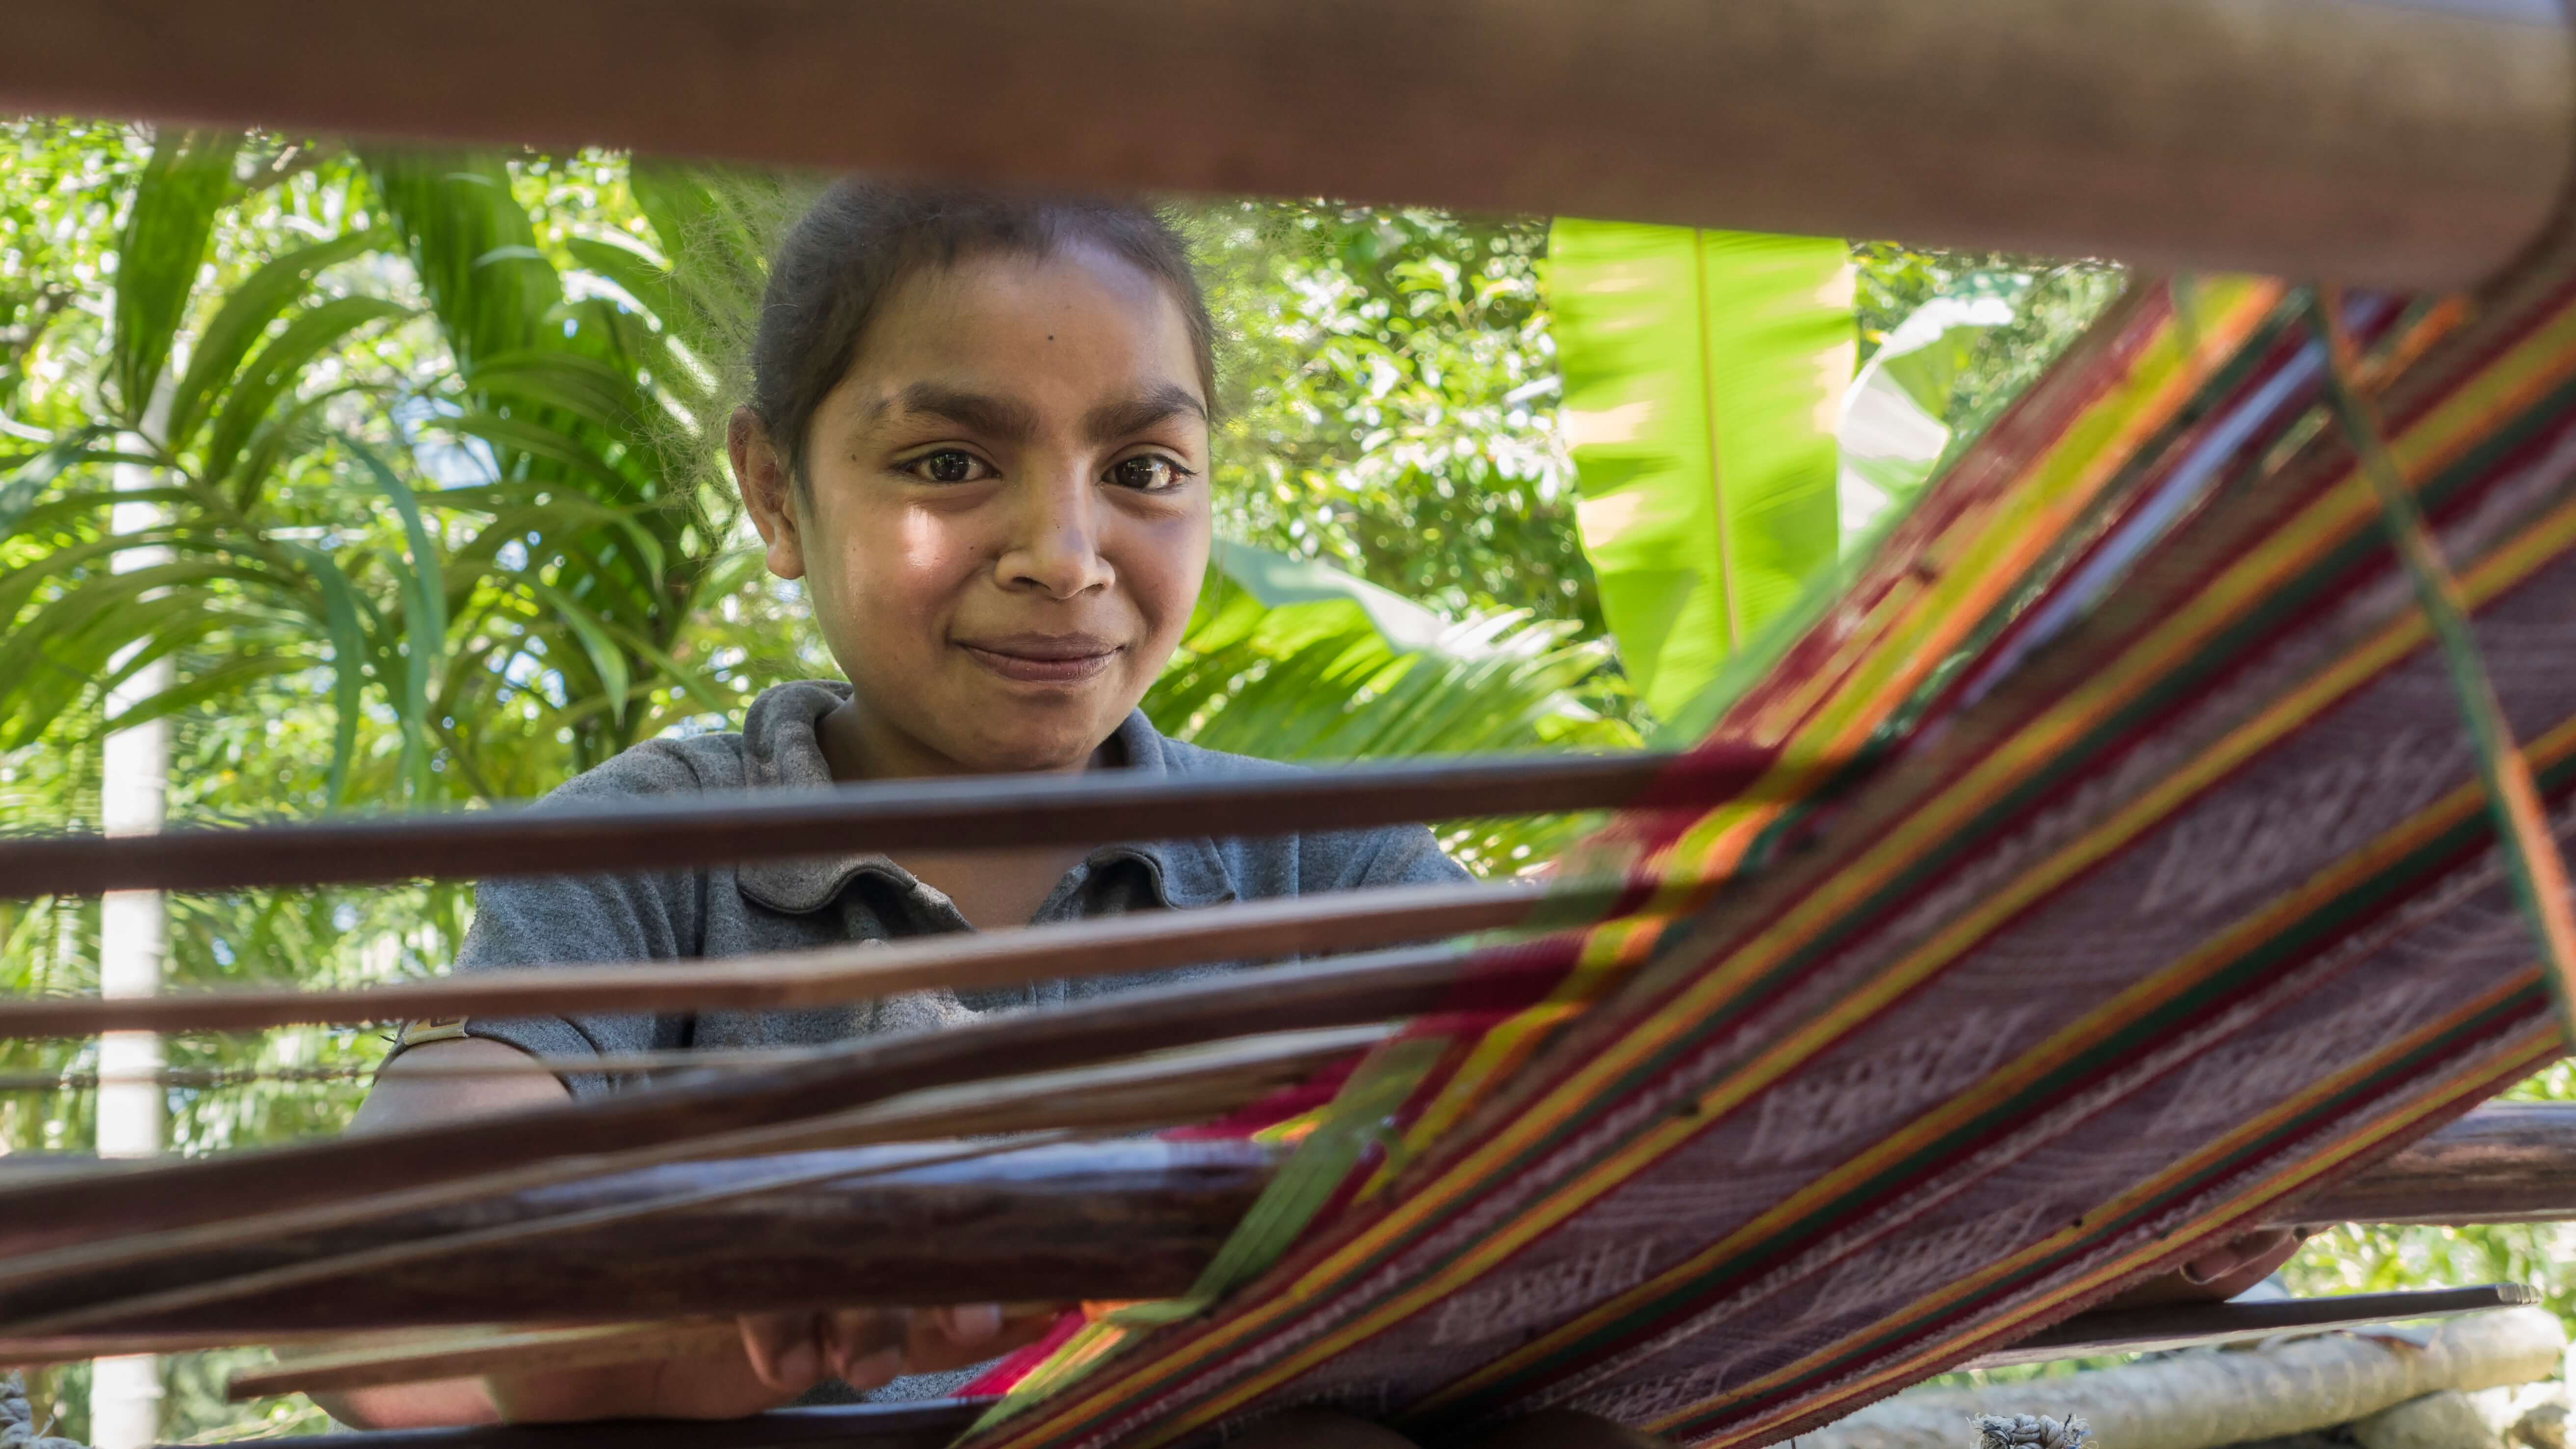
[730,407,807,581]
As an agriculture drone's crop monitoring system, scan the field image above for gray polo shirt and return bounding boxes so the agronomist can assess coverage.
[420,679,1470,1096]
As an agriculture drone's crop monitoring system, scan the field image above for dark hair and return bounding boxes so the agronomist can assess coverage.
[749,179,1215,481]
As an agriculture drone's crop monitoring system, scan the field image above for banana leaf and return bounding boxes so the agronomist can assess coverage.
[1547,222,1853,722]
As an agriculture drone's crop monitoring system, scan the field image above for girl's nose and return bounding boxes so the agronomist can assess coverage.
[995,467,1113,600]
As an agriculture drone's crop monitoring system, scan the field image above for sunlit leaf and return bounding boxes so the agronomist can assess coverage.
[162,229,380,456]
[1548,221,1853,721]
[110,130,242,422]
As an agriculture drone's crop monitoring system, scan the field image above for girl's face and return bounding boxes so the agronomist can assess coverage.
[733,244,1212,777]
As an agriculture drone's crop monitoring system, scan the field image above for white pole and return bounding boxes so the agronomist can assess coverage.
[90,391,171,1449]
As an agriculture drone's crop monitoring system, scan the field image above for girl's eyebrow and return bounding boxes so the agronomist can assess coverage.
[880,383,1039,443]
[1083,384,1208,444]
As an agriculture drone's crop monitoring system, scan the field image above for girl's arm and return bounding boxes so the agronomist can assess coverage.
[316,1038,1008,1428]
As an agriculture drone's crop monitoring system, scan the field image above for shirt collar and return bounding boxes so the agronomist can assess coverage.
[730,681,1237,917]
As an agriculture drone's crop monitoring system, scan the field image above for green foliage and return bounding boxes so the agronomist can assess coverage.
[2284,1061,2576,1332]
[1147,543,1637,874]
[1194,205,1600,635]
[1547,221,1853,722]
[1849,241,2128,467]
[107,130,243,423]
[1838,284,2020,538]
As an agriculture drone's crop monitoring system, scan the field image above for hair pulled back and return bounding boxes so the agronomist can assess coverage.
[750,180,1214,480]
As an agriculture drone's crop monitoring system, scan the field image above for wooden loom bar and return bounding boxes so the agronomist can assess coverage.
[4,0,2572,288]
[1956,1285,2539,1369]
[19,1097,2576,1356]
[2263,1101,2576,1226]
[222,1320,752,1403]
[164,1401,987,1449]
[0,1037,1366,1339]
[0,1136,1277,1340]
[0,749,1765,900]
[0,876,1580,1038]
[0,941,1537,1262]
[256,1285,2541,1407]
[227,1285,2539,1403]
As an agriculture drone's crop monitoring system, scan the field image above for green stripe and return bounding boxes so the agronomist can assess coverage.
[1417,739,2576,1425]
[1658,983,2548,1441]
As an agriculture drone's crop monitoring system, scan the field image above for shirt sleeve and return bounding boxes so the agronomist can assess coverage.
[388,747,708,1099]
[1342,822,1477,890]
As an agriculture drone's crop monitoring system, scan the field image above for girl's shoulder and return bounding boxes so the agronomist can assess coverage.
[1120,722,1472,894]
[534,680,846,809]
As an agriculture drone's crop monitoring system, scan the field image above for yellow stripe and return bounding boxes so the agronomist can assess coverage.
[999,287,2277,1449]
[1430,287,2576,1437]
[1370,404,2576,1392]
[1134,312,2576,1442]
[975,283,2287,1449]
[1431,696,2576,1410]
[1675,1012,2563,1445]
[973,280,2332,1449]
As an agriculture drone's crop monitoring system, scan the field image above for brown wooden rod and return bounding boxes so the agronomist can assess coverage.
[228,1284,2541,1401]
[0,938,1537,1269]
[2262,1101,2576,1227]
[0,748,1763,900]
[0,1043,917,1092]
[1960,1284,2537,1369]
[4,0,2571,288]
[225,1320,749,1402]
[213,1306,1038,1401]
[0,1034,1362,1339]
[11,1102,2572,1366]
[160,1400,985,1449]
[0,875,1593,1038]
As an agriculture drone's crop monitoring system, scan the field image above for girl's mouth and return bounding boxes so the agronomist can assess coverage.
[958,634,1120,685]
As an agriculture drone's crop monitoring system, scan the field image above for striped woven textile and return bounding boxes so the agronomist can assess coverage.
[960,257,2576,1449]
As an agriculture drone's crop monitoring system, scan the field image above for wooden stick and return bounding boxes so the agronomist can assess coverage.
[224,1306,1061,1402]
[159,1399,987,1449]
[2265,1101,2576,1226]
[226,1319,745,1401]
[20,1098,2572,1368]
[0,748,1770,899]
[3,0,2568,288]
[0,939,1536,1275]
[0,1035,1351,1339]
[0,1044,892,1092]
[0,876,1590,1038]
[1823,1304,2566,1449]
[1961,1284,2538,1369]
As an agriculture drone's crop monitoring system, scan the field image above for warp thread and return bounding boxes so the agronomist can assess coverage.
[1973,1414,2094,1449]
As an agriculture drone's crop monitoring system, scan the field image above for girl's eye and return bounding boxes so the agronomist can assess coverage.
[906,450,992,484]
[1108,454,1194,492]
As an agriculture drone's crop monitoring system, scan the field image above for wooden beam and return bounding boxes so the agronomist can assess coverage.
[3,0,2571,288]
[15,1103,2576,1367]
[1962,1284,2539,1369]
[0,875,1591,1038]
[153,1400,986,1449]
[222,1320,748,1402]
[2266,1102,2576,1226]
[0,939,1549,1268]
[0,1043,1331,1340]
[0,748,1780,900]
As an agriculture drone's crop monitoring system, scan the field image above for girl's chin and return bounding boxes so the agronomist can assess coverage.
[952,707,1127,775]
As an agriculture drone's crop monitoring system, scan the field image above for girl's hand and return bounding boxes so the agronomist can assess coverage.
[738,1304,1015,1395]
[486,1304,1033,1423]
[2102,1227,2310,1309]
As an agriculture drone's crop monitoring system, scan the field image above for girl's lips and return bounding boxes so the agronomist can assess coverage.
[959,642,1119,684]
